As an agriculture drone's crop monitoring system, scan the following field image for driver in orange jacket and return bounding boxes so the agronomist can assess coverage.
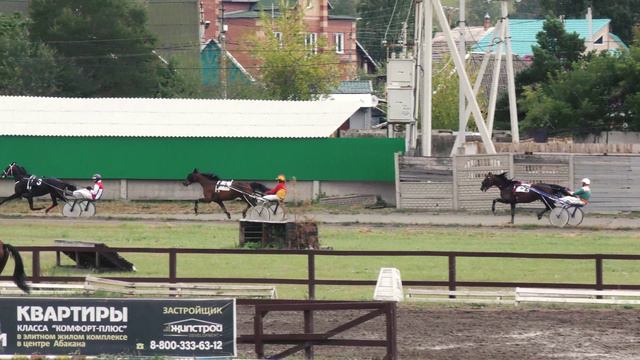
[263,174,287,201]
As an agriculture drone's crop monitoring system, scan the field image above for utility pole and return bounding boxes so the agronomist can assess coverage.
[420,0,433,156]
[412,0,423,151]
[486,16,505,134]
[455,0,466,154]
[219,1,227,99]
[502,0,519,143]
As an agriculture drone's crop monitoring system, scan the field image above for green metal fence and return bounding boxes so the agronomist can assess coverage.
[0,137,404,181]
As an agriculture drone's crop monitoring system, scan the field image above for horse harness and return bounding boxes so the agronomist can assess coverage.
[2,163,15,178]
[26,175,43,191]
[511,181,532,194]
[215,180,234,192]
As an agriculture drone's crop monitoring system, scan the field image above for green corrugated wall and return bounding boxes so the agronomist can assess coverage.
[0,137,404,181]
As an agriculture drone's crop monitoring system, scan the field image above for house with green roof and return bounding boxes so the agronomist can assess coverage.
[472,18,628,57]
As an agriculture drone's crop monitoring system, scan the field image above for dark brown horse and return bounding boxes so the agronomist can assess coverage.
[480,172,571,224]
[183,169,268,219]
[0,240,29,293]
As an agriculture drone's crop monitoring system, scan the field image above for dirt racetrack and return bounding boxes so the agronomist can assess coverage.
[236,304,640,359]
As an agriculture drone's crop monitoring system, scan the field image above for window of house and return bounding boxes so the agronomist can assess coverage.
[305,32,317,53]
[335,33,345,54]
[594,36,604,45]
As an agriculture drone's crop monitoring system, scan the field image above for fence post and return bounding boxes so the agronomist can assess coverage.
[448,255,456,298]
[385,302,398,360]
[169,250,177,283]
[508,153,515,178]
[452,155,459,210]
[304,310,314,360]
[306,252,315,359]
[569,154,575,187]
[308,253,315,300]
[595,256,603,299]
[394,152,401,209]
[254,307,265,359]
[32,250,40,283]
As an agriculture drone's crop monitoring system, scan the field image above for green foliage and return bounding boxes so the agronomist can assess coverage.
[200,80,267,100]
[495,17,585,130]
[0,13,60,95]
[329,0,357,17]
[512,0,544,19]
[28,0,196,98]
[521,49,640,135]
[247,0,341,100]
[465,0,501,27]
[431,57,487,130]
[541,0,640,44]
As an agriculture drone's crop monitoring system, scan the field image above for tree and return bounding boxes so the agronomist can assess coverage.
[429,56,487,130]
[28,0,196,98]
[512,0,544,19]
[517,17,585,86]
[466,0,501,27]
[495,17,585,129]
[541,0,640,44]
[329,0,357,17]
[247,0,341,100]
[0,13,60,95]
[520,48,640,136]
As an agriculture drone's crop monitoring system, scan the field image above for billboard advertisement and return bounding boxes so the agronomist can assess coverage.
[0,298,235,358]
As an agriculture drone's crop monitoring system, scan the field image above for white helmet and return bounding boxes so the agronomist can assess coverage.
[581,178,591,185]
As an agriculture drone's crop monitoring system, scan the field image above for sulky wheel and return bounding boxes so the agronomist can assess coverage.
[566,207,584,226]
[62,202,82,217]
[246,204,270,221]
[548,207,569,227]
[80,202,96,217]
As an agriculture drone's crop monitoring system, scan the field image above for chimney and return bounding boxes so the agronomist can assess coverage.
[483,13,491,31]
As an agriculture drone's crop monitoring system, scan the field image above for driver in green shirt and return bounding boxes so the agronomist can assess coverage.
[571,178,591,204]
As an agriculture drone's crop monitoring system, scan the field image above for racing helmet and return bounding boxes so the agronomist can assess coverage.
[581,178,591,185]
[92,174,102,181]
[276,174,286,182]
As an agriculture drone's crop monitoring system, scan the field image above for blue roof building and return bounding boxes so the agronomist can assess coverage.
[472,19,628,57]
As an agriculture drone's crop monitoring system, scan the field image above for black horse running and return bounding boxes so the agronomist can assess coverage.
[0,162,76,213]
[480,172,571,224]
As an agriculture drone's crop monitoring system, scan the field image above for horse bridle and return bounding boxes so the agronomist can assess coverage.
[2,163,15,178]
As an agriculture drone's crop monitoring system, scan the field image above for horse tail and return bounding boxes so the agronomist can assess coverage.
[3,244,29,293]
[250,182,269,194]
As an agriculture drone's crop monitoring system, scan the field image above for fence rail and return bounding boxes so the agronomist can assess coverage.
[3,247,640,298]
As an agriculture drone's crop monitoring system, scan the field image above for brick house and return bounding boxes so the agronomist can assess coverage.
[199,0,378,83]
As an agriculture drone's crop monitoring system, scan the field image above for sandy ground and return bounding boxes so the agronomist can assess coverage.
[0,199,639,229]
[233,305,640,360]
